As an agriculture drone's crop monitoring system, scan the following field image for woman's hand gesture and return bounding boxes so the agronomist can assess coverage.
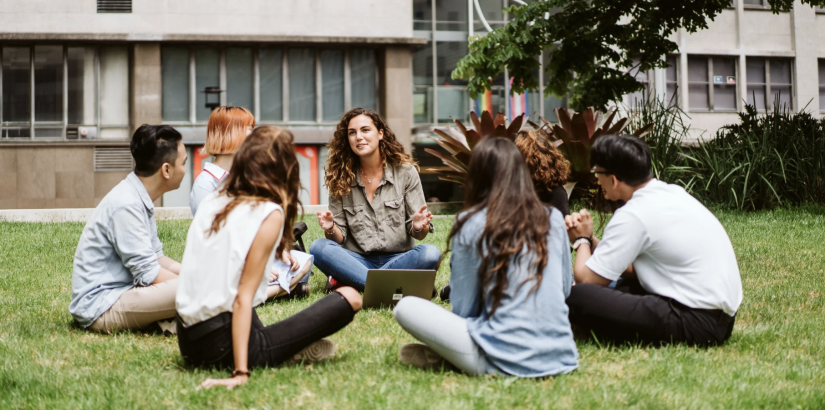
[316,211,335,232]
[412,205,433,233]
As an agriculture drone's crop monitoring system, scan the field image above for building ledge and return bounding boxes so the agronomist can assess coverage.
[0,32,428,45]
[0,140,129,147]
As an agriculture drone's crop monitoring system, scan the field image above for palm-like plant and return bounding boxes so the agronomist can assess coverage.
[424,111,524,185]
[426,107,652,200]
[528,107,653,184]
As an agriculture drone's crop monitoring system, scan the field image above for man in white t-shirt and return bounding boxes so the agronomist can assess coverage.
[564,134,743,346]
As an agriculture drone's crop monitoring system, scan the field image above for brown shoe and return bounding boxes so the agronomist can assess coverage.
[285,339,335,365]
[399,343,456,371]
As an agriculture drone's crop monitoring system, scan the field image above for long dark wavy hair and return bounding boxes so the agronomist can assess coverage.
[208,126,302,256]
[447,138,551,316]
[324,108,416,198]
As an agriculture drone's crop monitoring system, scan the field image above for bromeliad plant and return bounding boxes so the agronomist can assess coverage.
[528,107,653,194]
[426,107,652,204]
[424,111,524,185]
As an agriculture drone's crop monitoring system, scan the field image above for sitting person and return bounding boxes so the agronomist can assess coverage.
[176,126,362,390]
[189,106,312,298]
[440,129,572,302]
[515,129,571,216]
[393,137,579,377]
[564,134,743,346]
[310,108,441,292]
[69,125,187,333]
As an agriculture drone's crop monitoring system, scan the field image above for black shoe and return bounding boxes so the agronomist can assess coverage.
[439,285,451,302]
[286,282,310,299]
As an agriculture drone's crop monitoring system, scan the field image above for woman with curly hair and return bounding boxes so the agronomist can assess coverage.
[514,129,572,216]
[310,108,441,291]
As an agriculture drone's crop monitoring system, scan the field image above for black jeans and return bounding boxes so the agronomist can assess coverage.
[566,279,735,347]
[177,293,356,369]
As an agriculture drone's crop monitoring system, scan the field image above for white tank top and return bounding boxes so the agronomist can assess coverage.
[176,192,284,326]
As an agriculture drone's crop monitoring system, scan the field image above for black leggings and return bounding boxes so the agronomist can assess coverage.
[177,293,356,369]
[566,279,735,347]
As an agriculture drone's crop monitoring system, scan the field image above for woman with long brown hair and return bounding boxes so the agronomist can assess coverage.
[175,126,362,390]
[310,108,441,291]
[392,137,578,377]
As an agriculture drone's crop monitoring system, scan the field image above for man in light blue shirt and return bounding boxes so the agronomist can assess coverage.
[70,125,188,333]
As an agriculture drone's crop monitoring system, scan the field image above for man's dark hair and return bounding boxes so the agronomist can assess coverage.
[130,124,182,177]
[590,134,652,187]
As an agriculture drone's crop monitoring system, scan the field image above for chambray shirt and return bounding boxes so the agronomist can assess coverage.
[329,163,428,254]
[450,207,579,377]
[69,172,164,327]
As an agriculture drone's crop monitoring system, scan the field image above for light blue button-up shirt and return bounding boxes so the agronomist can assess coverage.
[69,172,164,327]
[450,207,579,377]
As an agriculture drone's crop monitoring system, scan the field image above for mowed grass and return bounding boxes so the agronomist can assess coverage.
[1,208,825,409]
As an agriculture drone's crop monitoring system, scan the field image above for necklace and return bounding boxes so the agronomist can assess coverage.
[360,169,381,184]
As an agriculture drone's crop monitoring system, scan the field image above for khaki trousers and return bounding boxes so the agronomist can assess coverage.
[89,279,178,333]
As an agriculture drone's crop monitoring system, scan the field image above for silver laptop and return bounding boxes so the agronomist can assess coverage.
[362,269,437,309]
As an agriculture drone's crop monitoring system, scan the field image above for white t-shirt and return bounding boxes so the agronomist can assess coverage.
[586,179,743,315]
[176,193,284,326]
[189,162,228,217]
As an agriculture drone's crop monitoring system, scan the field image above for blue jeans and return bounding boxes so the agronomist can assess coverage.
[309,239,442,291]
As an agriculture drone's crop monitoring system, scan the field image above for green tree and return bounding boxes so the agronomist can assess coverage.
[453,0,825,111]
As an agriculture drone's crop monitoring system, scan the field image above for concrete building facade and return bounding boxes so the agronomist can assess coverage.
[1,0,824,209]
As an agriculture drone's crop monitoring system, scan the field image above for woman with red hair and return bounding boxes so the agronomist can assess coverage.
[190,106,312,299]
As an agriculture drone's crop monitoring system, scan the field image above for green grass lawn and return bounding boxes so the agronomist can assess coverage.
[1,208,825,409]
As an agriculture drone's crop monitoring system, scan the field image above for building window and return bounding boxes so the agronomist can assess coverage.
[160,46,377,125]
[819,60,825,112]
[413,0,567,127]
[746,58,793,111]
[687,55,737,112]
[627,55,679,108]
[1,45,128,140]
[742,0,768,8]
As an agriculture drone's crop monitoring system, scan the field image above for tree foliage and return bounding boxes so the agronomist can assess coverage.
[453,0,825,111]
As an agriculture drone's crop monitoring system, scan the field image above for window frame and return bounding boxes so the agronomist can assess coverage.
[0,43,128,141]
[687,55,740,113]
[161,45,378,127]
[746,57,794,112]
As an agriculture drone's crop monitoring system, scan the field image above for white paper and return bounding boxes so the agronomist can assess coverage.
[269,250,314,294]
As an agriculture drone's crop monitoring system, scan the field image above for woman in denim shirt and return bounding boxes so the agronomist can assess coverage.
[393,137,579,377]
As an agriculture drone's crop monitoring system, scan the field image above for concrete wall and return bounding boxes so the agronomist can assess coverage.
[0,145,130,209]
[0,0,413,40]
[667,1,822,140]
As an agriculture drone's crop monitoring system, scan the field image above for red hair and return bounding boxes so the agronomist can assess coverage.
[202,106,256,156]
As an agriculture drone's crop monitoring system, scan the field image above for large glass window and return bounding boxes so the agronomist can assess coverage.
[161,47,189,121]
[161,46,376,125]
[321,50,345,121]
[351,49,377,111]
[289,48,317,122]
[259,49,283,122]
[2,45,126,140]
[747,58,793,111]
[226,47,253,109]
[67,47,97,127]
[195,48,220,122]
[413,1,567,127]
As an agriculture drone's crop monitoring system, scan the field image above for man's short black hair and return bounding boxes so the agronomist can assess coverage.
[130,124,183,177]
[590,134,652,187]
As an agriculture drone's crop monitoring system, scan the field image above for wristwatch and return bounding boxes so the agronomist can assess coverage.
[571,236,593,250]
[232,369,251,377]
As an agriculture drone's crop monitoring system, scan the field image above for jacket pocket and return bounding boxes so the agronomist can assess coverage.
[343,205,368,236]
[384,198,404,228]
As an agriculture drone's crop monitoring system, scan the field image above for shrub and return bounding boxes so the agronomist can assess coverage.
[686,104,825,210]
